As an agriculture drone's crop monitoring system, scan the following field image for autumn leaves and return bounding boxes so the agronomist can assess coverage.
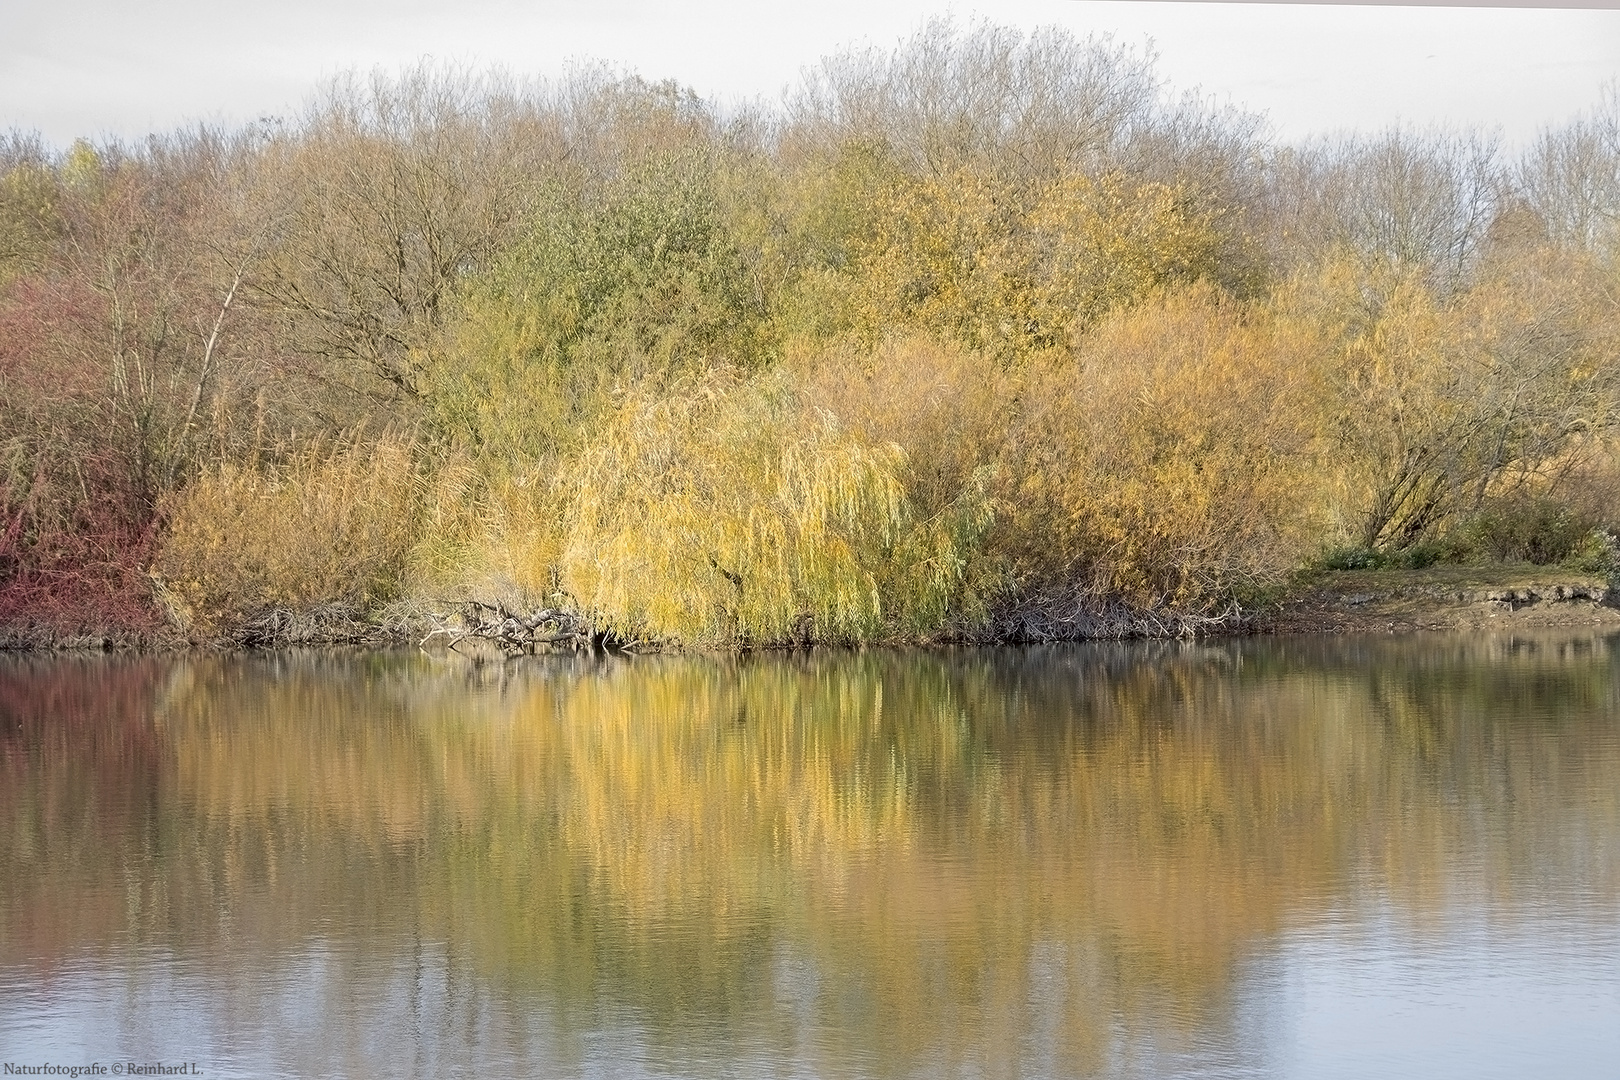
[3,25,1617,644]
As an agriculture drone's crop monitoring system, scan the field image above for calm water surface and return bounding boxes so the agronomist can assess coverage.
[2,633,1618,1078]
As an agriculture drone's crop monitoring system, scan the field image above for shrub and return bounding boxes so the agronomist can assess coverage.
[1563,529,1619,576]
[797,335,1016,526]
[1390,541,1448,570]
[1459,494,1594,565]
[993,284,1327,610]
[156,431,419,633]
[0,434,165,638]
[800,292,1327,616]
[1312,545,1384,571]
[421,464,571,609]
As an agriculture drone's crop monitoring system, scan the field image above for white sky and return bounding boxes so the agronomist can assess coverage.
[2,1,1617,149]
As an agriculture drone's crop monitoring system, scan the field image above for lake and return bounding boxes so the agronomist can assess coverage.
[3,633,1618,1078]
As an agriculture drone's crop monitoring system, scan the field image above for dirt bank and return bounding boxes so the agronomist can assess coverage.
[7,564,1619,651]
[1261,565,1620,635]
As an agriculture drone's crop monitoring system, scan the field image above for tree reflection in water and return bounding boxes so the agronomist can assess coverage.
[2,634,1618,1077]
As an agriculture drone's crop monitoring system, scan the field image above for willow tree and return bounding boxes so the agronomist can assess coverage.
[558,373,993,645]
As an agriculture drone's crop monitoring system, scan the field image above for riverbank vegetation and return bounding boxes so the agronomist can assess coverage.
[4,22,1619,646]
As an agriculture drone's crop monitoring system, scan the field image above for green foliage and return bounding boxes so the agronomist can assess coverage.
[425,148,775,462]
[1313,496,1612,573]
[1458,495,1594,566]
[1563,529,1620,577]
[1312,545,1384,571]
[1308,542,1456,572]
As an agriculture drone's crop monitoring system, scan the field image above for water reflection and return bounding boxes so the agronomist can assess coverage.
[2,634,1618,1077]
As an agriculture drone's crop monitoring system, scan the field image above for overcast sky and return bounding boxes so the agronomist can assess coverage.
[2,1,1617,149]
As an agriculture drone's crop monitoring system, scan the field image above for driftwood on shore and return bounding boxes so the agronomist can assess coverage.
[234,603,379,647]
[420,600,605,656]
[984,587,1249,643]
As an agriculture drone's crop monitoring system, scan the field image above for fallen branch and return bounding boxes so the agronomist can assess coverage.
[419,599,597,656]
[983,588,1250,644]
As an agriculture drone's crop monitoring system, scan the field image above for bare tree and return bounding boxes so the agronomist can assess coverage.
[787,20,1165,185]
[2,129,273,499]
[1263,127,1502,295]
[249,66,560,404]
[1516,83,1620,260]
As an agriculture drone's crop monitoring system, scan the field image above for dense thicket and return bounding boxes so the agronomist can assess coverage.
[4,24,1618,644]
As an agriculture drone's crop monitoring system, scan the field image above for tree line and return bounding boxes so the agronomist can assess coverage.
[3,22,1619,645]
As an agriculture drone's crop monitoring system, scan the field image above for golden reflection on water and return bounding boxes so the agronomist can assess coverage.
[2,633,1619,1076]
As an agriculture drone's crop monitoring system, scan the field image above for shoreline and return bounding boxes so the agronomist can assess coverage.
[1255,566,1620,636]
[4,565,1618,654]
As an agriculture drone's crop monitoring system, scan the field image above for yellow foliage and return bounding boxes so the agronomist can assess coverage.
[399,448,484,593]
[799,307,1322,615]
[446,468,570,605]
[1275,246,1620,551]
[1026,172,1234,334]
[557,370,990,644]
[998,283,1326,607]
[801,337,1009,501]
[395,449,570,607]
[156,431,420,631]
[777,149,1238,362]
